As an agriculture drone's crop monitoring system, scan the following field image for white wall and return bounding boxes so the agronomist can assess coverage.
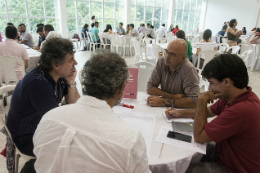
[203,0,258,35]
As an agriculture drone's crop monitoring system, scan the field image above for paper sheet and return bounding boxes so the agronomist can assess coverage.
[114,110,157,157]
[155,126,206,154]
[162,112,194,123]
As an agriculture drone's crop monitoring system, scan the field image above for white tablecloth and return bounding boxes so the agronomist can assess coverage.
[245,44,260,70]
[119,92,202,173]
[26,49,41,72]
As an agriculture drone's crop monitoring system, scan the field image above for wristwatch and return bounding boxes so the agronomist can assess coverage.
[68,82,77,88]
[165,99,171,107]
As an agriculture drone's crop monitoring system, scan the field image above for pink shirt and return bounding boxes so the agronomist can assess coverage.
[0,38,29,82]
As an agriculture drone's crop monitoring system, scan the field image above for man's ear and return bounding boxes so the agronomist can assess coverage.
[52,63,59,71]
[117,81,126,96]
[223,78,232,87]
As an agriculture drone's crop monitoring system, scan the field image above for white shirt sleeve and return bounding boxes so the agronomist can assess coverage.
[126,132,151,173]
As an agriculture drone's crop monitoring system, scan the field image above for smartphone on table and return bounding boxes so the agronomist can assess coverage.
[167,131,192,143]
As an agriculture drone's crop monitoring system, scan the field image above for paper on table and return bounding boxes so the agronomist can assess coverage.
[112,105,133,113]
[162,112,194,123]
[155,126,206,154]
[114,110,157,157]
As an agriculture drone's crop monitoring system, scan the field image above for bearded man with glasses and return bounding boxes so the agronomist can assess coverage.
[147,39,200,108]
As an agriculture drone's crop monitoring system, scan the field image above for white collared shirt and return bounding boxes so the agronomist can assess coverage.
[33,95,151,173]
[158,26,167,38]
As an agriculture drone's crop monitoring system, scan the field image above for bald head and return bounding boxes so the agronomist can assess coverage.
[168,39,188,55]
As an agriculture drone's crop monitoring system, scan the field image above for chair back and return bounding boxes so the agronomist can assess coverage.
[218,43,229,53]
[144,38,155,45]
[0,56,25,85]
[194,36,203,43]
[32,33,39,47]
[215,34,223,43]
[196,50,219,72]
[158,38,169,43]
[152,44,162,64]
[0,85,15,117]
[88,32,98,43]
[134,62,155,92]
[222,37,228,43]
[227,46,240,54]
[131,37,141,63]
[238,43,254,55]
[187,35,194,42]
[239,50,253,67]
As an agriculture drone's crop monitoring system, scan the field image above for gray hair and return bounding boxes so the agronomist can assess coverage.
[81,52,128,99]
[39,37,74,72]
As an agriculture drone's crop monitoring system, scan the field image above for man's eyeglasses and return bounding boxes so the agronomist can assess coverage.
[165,49,184,57]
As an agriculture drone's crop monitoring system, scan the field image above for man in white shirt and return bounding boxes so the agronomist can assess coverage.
[158,24,167,38]
[33,52,151,173]
[0,26,28,83]
[130,24,139,37]
[249,28,260,44]
[18,23,35,48]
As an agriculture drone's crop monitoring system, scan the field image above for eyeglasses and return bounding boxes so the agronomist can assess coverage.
[165,49,184,57]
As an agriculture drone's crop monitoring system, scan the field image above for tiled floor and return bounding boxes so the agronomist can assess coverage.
[1,50,260,173]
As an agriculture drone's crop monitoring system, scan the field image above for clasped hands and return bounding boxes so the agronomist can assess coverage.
[146,94,185,107]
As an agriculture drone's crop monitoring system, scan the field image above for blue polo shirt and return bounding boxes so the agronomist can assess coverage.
[6,66,68,141]
[90,26,99,42]
[38,36,45,47]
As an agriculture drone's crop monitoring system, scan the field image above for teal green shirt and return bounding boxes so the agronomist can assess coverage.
[186,40,193,58]
[90,26,99,42]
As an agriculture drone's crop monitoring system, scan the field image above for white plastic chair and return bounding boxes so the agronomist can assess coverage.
[0,85,36,173]
[158,38,169,43]
[67,31,79,49]
[239,50,253,67]
[251,44,260,71]
[238,43,254,55]
[194,35,203,43]
[134,62,155,92]
[143,38,155,45]
[132,37,154,63]
[187,35,194,43]
[125,36,134,56]
[88,32,101,52]
[152,44,163,64]
[222,38,228,44]
[196,50,219,91]
[109,34,118,53]
[99,34,110,50]
[227,46,240,54]
[0,56,25,85]
[218,43,229,53]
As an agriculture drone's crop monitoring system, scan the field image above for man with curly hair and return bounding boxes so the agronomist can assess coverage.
[33,52,151,173]
[6,37,80,172]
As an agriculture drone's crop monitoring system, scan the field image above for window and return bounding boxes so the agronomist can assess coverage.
[0,0,59,33]
[131,0,169,31]
[66,0,124,33]
[173,0,202,31]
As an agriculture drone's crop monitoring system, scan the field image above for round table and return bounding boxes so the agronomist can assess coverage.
[118,92,202,173]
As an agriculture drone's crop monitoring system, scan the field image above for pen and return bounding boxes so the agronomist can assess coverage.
[168,100,175,120]
[119,103,134,109]
[159,143,164,158]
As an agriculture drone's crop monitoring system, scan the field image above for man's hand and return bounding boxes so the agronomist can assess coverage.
[199,91,221,103]
[147,96,165,107]
[65,69,77,85]
[165,108,181,119]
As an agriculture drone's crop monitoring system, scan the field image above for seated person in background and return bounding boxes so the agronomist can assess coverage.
[43,24,54,37]
[40,31,60,50]
[167,54,260,173]
[103,24,112,33]
[146,23,151,32]
[6,38,80,172]
[250,28,260,44]
[90,23,95,30]
[217,25,227,43]
[0,26,28,82]
[7,22,14,26]
[81,24,89,38]
[117,22,125,35]
[196,29,218,59]
[33,52,151,173]
[90,15,96,25]
[129,24,139,37]
[169,24,174,32]
[176,30,193,62]
[242,27,247,35]
[227,19,242,46]
[33,26,45,50]
[172,25,179,35]
[158,24,167,38]
[147,25,155,39]
[90,22,100,44]
[139,23,147,34]
[18,23,34,48]
[125,24,130,35]
[147,39,199,108]
[251,27,256,35]
[36,23,44,28]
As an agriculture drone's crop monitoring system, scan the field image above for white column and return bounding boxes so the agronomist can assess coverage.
[57,0,68,38]
[124,0,131,26]
[200,0,208,31]
[168,0,175,27]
